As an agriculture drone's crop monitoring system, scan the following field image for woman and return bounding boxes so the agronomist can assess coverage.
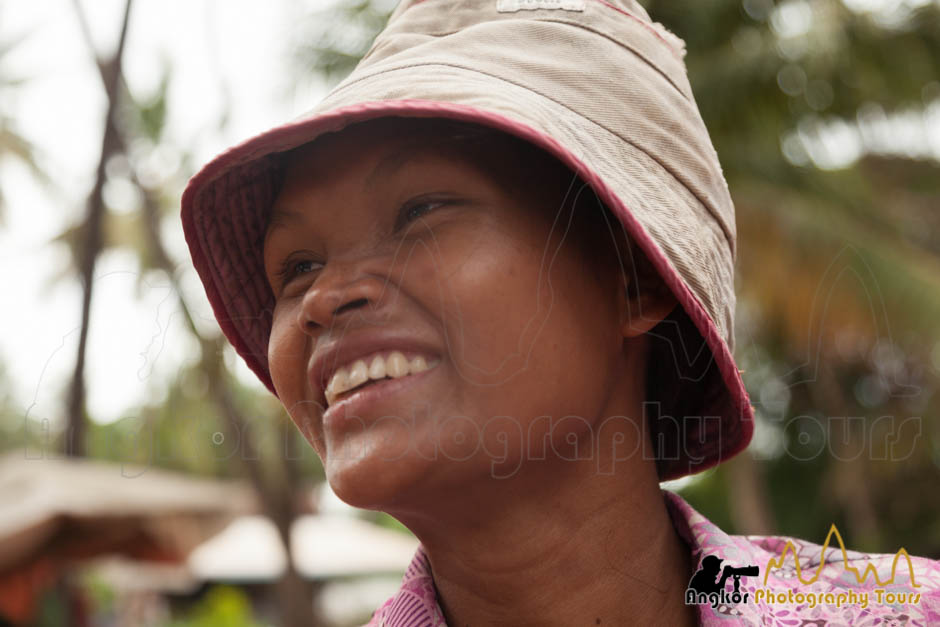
[181,0,940,624]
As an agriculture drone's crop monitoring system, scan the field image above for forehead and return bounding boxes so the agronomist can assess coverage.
[280,129,475,194]
[273,118,570,204]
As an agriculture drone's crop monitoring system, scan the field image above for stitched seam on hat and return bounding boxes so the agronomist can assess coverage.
[365,17,689,101]
[329,62,736,251]
[497,0,586,12]
[408,0,683,59]
[592,0,682,58]
[535,17,690,100]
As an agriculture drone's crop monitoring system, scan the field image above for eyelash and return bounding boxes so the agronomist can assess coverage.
[275,198,447,286]
[276,255,322,284]
[398,198,445,228]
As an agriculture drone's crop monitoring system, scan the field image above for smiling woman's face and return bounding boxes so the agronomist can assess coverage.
[263,118,651,510]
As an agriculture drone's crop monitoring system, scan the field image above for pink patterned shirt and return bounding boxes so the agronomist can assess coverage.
[366,490,940,626]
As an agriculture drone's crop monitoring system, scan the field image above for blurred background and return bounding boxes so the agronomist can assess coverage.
[0,0,938,624]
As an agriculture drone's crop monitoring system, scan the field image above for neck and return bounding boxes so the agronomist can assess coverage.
[390,451,698,626]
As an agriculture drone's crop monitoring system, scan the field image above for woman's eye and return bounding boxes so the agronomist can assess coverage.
[400,199,444,226]
[277,257,321,284]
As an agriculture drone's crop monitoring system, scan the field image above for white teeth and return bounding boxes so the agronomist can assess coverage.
[368,355,386,379]
[326,367,349,401]
[324,351,439,406]
[347,359,369,389]
[386,351,409,378]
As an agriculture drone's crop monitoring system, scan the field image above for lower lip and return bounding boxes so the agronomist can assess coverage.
[322,366,438,430]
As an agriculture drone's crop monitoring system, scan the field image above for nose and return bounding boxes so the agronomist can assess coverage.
[296,261,387,335]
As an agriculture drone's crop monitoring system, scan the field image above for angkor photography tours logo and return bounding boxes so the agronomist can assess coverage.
[685,524,925,614]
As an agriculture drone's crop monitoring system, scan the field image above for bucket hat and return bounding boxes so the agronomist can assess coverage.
[181,0,754,480]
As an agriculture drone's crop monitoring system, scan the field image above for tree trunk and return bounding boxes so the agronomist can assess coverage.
[64,0,134,457]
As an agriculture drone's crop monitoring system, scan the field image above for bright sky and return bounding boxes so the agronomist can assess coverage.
[1,0,328,426]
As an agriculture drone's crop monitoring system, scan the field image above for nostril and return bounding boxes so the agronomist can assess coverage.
[333,297,369,316]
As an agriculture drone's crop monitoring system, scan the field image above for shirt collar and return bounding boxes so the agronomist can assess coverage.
[366,489,940,626]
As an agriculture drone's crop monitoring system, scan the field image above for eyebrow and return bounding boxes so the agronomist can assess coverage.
[266,205,302,232]
[363,142,435,191]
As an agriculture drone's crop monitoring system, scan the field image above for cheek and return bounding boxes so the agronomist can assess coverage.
[268,314,328,457]
[432,237,622,469]
[430,218,618,412]
[267,305,315,413]
[428,226,539,377]
[268,310,295,386]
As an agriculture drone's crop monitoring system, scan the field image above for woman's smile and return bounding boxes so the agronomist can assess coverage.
[321,356,441,432]
[323,351,440,406]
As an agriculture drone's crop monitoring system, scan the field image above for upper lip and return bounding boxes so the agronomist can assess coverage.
[309,330,440,407]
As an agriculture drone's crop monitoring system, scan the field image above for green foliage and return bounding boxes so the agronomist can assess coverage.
[673,467,737,533]
[32,586,68,627]
[369,511,416,536]
[0,28,51,219]
[78,364,324,481]
[165,585,268,627]
[80,572,117,618]
[292,0,396,85]
[127,62,171,143]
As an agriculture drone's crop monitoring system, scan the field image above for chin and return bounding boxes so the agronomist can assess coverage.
[324,452,421,511]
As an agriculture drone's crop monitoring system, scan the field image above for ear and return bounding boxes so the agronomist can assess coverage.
[583,199,679,338]
[617,260,679,339]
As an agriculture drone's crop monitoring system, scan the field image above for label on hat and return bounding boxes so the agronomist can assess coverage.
[496,0,585,12]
